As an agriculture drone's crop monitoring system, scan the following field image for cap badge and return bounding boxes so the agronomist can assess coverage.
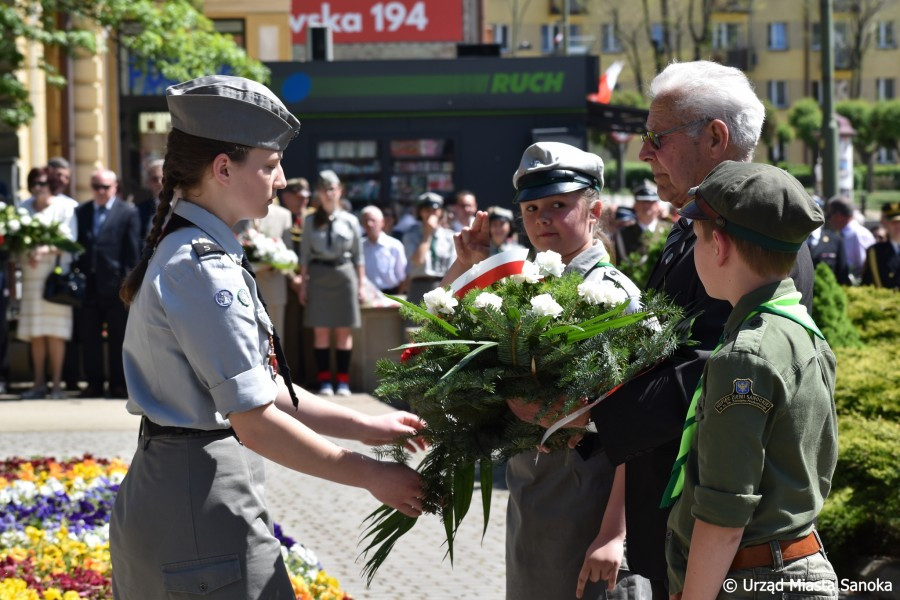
[215,289,234,307]
[531,160,541,167]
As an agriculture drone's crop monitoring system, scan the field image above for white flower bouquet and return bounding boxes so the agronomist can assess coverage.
[237,227,298,273]
[361,250,686,582]
[0,202,82,255]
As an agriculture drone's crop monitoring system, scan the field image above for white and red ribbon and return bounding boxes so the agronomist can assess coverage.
[449,248,530,298]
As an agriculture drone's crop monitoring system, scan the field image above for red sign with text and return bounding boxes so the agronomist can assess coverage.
[290,1,463,44]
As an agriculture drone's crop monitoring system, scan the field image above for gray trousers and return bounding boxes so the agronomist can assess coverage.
[111,430,294,599]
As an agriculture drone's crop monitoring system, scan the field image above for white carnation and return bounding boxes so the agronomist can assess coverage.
[534,250,565,278]
[473,292,503,311]
[19,215,32,226]
[577,281,630,307]
[423,287,458,315]
[510,260,541,284]
[8,220,20,233]
[529,293,563,318]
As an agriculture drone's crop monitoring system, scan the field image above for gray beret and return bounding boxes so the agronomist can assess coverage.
[166,75,301,152]
[512,142,604,203]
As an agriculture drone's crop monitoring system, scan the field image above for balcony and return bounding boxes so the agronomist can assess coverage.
[712,47,756,71]
[549,0,587,15]
[714,0,752,13]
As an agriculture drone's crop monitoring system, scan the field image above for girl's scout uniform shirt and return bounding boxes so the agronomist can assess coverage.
[665,279,838,593]
[122,200,277,428]
[299,209,363,267]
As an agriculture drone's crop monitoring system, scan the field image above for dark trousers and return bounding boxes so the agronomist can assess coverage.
[79,295,128,390]
[0,260,9,385]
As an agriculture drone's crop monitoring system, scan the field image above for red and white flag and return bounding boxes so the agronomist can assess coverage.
[450,248,530,298]
[588,60,624,104]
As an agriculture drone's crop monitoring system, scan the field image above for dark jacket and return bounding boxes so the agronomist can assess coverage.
[588,218,815,581]
[862,241,900,289]
[75,199,141,302]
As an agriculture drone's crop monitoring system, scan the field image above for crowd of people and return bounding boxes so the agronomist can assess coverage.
[2,60,896,599]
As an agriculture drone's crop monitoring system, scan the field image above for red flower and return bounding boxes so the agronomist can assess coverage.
[400,347,423,363]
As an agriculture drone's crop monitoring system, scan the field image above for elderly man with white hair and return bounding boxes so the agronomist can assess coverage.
[360,205,407,295]
[577,61,816,597]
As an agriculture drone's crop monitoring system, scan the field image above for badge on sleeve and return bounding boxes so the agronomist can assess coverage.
[714,379,774,414]
[215,289,234,307]
[237,288,251,306]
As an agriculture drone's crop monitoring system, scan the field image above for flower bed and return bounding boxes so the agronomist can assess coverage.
[0,456,351,600]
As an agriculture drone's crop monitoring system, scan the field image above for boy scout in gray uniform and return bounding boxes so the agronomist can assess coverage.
[663,161,838,599]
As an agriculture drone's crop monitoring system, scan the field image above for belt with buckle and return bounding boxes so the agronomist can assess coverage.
[731,532,822,570]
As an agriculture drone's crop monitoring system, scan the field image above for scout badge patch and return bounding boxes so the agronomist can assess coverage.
[714,378,774,414]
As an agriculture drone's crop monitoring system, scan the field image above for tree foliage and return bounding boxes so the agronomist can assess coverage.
[0,0,268,129]
[787,97,822,168]
[871,99,900,153]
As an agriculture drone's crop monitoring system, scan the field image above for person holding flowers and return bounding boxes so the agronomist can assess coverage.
[299,169,365,396]
[17,166,78,399]
[112,75,424,599]
[443,142,651,600]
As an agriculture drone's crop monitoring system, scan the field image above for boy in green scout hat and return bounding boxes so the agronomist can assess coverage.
[663,161,839,599]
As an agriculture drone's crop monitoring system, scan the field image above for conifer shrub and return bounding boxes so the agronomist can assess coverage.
[812,262,861,348]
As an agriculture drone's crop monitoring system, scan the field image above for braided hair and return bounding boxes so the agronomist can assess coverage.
[120,128,250,305]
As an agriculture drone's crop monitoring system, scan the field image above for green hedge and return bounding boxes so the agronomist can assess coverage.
[818,285,900,573]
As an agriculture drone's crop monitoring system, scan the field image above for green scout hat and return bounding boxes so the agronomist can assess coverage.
[680,161,824,253]
[512,142,604,203]
[167,75,301,153]
[882,201,900,222]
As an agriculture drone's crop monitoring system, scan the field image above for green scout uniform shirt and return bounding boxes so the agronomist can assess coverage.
[666,279,837,593]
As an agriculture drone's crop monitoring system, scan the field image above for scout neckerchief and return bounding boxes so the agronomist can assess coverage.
[659,290,824,508]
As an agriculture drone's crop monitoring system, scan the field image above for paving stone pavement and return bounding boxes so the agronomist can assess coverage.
[0,395,509,599]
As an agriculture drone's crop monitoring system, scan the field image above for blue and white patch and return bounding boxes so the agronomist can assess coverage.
[237,288,251,307]
[215,289,234,307]
[714,378,773,414]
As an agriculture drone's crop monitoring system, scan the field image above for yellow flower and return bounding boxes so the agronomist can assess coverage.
[42,588,63,600]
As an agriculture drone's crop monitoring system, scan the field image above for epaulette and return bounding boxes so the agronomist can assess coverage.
[192,239,227,260]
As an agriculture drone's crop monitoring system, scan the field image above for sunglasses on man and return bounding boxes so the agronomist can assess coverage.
[92,183,112,191]
[641,118,710,150]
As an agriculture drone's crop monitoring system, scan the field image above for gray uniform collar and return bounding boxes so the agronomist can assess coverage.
[174,200,245,263]
[564,242,609,277]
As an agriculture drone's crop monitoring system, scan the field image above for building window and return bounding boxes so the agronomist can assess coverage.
[600,23,622,53]
[540,24,584,54]
[877,147,897,164]
[876,77,895,100]
[877,21,896,49]
[811,80,823,103]
[768,22,788,50]
[650,23,666,52]
[768,80,788,108]
[712,22,741,50]
[213,19,245,49]
[491,24,510,52]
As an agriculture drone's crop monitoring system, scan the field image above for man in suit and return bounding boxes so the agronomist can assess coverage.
[75,169,141,398]
[862,201,900,289]
[573,61,814,596]
[136,159,164,241]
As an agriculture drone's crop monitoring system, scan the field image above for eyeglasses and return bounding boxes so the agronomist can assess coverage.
[641,118,710,149]
[33,180,49,187]
[91,183,112,191]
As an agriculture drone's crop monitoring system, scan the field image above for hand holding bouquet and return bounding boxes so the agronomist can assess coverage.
[0,202,82,255]
[238,227,298,273]
[360,250,686,582]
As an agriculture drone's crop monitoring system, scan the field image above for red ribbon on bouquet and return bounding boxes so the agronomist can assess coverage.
[449,248,530,298]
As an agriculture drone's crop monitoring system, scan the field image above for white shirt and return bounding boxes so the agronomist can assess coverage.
[363,232,407,290]
[841,218,876,273]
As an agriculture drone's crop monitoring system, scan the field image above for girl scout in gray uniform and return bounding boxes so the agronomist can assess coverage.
[110,75,424,599]
[443,143,651,600]
[299,170,364,396]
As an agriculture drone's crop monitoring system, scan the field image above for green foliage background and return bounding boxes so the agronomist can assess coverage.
[817,285,900,573]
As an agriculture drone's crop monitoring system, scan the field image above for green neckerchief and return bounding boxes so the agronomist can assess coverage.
[659,290,823,508]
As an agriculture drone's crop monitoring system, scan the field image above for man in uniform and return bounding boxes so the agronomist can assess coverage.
[666,161,837,598]
[614,180,670,264]
[862,202,900,289]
